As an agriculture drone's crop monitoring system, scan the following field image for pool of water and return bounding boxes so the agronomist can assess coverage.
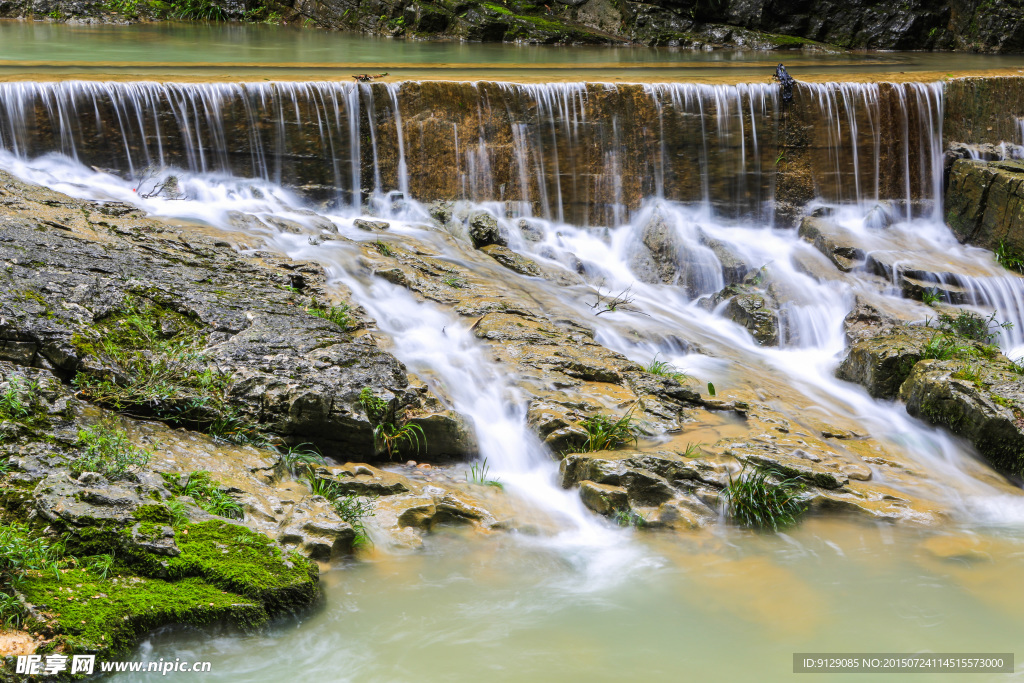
[104,519,1024,682]
[1,20,1023,82]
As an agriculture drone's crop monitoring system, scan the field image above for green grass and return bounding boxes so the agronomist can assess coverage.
[681,443,703,457]
[307,303,352,330]
[72,419,152,478]
[72,296,266,446]
[644,354,690,384]
[465,458,503,489]
[721,464,807,532]
[921,288,942,306]
[303,473,375,546]
[275,443,325,478]
[995,241,1024,274]
[162,471,243,520]
[579,404,640,452]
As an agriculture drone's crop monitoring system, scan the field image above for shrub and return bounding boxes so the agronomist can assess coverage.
[163,471,243,520]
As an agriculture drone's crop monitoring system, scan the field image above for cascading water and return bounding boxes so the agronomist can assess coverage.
[5,74,1024,682]
[1,78,1023,524]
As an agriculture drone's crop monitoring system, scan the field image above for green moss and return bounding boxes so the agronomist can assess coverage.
[19,569,263,656]
[482,2,511,14]
[133,503,174,525]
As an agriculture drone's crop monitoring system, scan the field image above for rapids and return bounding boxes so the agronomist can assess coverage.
[0,75,1023,679]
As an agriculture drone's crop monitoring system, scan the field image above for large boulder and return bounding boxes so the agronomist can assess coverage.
[946,159,1024,254]
[467,210,506,248]
[899,359,1024,478]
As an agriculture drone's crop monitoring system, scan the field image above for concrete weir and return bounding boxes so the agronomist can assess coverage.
[0,77,1022,224]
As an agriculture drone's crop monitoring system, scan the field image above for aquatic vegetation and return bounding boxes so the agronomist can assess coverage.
[721,464,807,532]
[163,471,244,520]
[466,458,503,489]
[579,404,640,452]
[645,354,690,384]
[276,442,325,478]
[307,303,352,329]
[72,420,152,477]
[374,240,395,257]
[443,275,467,288]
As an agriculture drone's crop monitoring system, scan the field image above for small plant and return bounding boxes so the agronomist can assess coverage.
[921,288,942,307]
[952,363,984,385]
[612,508,646,528]
[102,0,138,15]
[1009,357,1024,375]
[0,592,24,628]
[72,420,152,477]
[645,354,690,384]
[276,443,325,477]
[84,553,115,580]
[303,473,375,546]
[373,422,426,458]
[164,471,243,520]
[995,241,1024,273]
[721,464,807,531]
[359,387,389,419]
[374,240,395,257]
[707,382,716,396]
[166,499,189,527]
[579,404,640,452]
[443,276,466,288]
[0,376,44,425]
[681,443,702,457]
[466,458,503,489]
[170,0,226,20]
[359,388,426,458]
[0,524,65,589]
[307,303,352,330]
[937,310,1012,344]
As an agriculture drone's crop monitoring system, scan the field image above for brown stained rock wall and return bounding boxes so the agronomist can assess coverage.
[944,77,1024,147]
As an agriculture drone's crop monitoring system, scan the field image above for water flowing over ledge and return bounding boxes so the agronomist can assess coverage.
[0,78,954,225]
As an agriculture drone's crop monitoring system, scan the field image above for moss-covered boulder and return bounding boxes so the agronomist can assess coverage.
[899,359,1024,478]
[836,326,934,398]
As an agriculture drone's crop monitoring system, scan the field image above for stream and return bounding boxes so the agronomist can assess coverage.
[0,38,1023,680]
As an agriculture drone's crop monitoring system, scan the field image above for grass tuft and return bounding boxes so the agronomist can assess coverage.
[72,419,152,478]
[721,464,807,531]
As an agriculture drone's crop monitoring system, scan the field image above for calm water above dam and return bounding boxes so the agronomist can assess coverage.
[2,20,1024,82]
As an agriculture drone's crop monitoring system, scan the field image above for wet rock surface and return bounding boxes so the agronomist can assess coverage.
[0,170,473,462]
[946,158,1024,256]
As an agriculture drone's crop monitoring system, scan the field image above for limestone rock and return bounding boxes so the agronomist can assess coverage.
[467,210,506,248]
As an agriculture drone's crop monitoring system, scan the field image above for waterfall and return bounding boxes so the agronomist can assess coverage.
[2,76,1023,525]
[0,79,947,224]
